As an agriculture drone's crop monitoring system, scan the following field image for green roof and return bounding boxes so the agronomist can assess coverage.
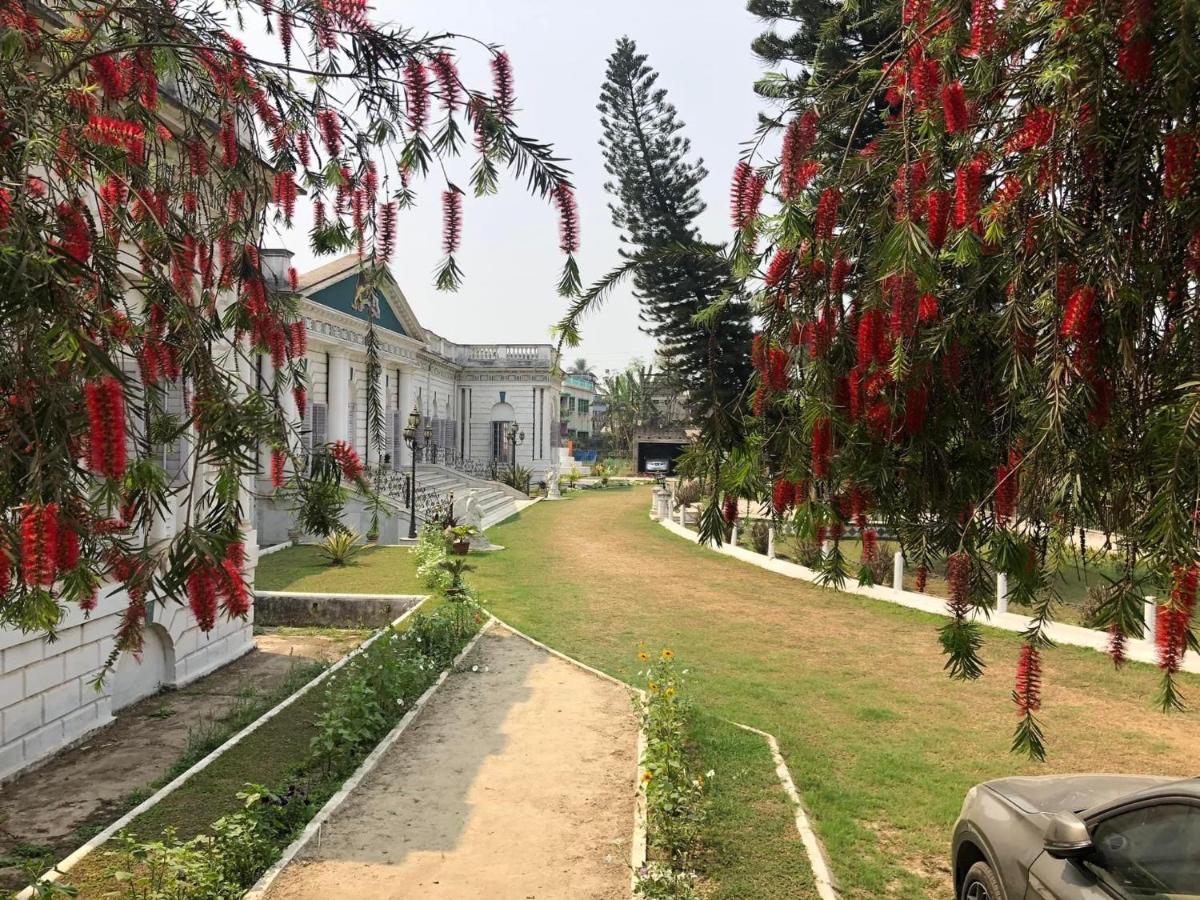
[309,274,407,336]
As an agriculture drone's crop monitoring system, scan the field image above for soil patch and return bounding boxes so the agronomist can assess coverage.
[265,626,639,900]
[0,626,365,892]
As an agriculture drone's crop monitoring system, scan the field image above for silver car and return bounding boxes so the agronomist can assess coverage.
[952,774,1200,899]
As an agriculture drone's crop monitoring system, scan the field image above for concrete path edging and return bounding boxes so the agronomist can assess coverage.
[732,723,839,900]
[244,619,495,899]
[17,597,430,899]
[657,517,1200,674]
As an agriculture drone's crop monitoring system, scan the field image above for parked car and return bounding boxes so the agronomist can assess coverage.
[952,774,1200,899]
[644,458,669,474]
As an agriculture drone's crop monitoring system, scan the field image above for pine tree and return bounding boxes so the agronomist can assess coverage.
[597,38,752,420]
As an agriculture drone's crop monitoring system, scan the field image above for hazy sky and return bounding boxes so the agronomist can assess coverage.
[276,1,769,376]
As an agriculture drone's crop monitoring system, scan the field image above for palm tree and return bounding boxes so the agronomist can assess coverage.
[601,365,660,459]
[570,357,590,375]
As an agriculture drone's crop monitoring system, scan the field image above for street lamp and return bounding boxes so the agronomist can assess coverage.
[425,417,435,464]
[506,421,525,488]
[402,405,421,539]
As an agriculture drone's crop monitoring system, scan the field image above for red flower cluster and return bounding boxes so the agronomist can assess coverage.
[947,551,971,619]
[722,494,739,524]
[730,161,766,230]
[331,440,364,480]
[1163,131,1196,200]
[554,183,580,255]
[1157,564,1198,673]
[780,110,819,200]
[927,189,950,249]
[861,528,879,563]
[85,376,127,480]
[994,463,1016,525]
[1117,0,1154,83]
[1014,644,1042,715]
[1107,625,1127,667]
[273,170,297,222]
[378,200,397,261]
[811,417,832,478]
[289,320,307,359]
[55,201,91,264]
[766,348,790,391]
[317,108,342,156]
[886,271,918,339]
[904,383,928,435]
[764,248,795,289]
[187,564,219,631]
[814,188,841,240]
[20,503,61,587]
[442,190,462,256]
[405,59,430,136]
[942,81,969,134]
[830,254,851,297]
[294,385,308,420]
[915,564,929,592]
[491,51,516,117]
[954,155,987,230]
[271,448,286,488]
[918,293,940,323]
[967,0,998,57]
[431,52,460,113]
[1006,107,1055,155]
[83,115,145,161]
[1060,285,1095,341]
[772,478,796,516]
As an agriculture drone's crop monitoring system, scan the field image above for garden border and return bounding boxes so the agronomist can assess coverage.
[16,595,431,899]
[657,515,1200,674]
[242,618,495,899]
[732,722,839,900]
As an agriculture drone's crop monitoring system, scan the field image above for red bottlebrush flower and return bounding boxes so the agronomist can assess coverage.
[966,0,998,57]
[927,189,950,250]
[442,190,463,256]
[861,528,879,564]
[723,494,739,525]
[431,51,460,113]
[553,183,581,255]
[764,248,795,289]
[297,131,311,170]
[887,272,917,339]
[751,333,768,373]
[947,552,971,619]
[289,320,308,359]
[830,255,851,297]
[55,201,92,265]
[811,417,832,478]
[954,157,985,230]
[273,170,297,222]
[269,324,288,370]
[187,564,219,631]
[1006,107,1056,154]
[766,347,790,391]
[815,188,841,240]
[89,53,126,100]
[772,478,796,516]
[278,10,293,60]
[20,503,59,587]
[995,463,1016,525]
[219,113,237,168]
[378,201,398,261]
[55,511,79,573]
[1117,0,1155,82]
[491,51,516,117]
[918,293,940,323]
[1060,285,1096,341]
[220,556,251,617]
[752,384,767,417]
[780,110,819,200]
[942,81,969,134]
[912,57,941,108]
[0,188,10,232]
[1118,37,1152,83]
[915,564,929,592]
[904,384,928,435]
[1164,131,1197,200]
[271,448,286,488]
[294,386,308,420]
[331,441,364,481]
[857,308,888,369]
[941,343,963,386]
[1157,563,1198,673]
[83,115,147,161]
[730,161,766,230]
[186,137,209,179]
[138,342,161,386]
[1014,644,1042,714]
[1107,625,1127,667]
[404,59,430,136]
[85,376,127,480]
[1088,376,1112,428]
[317,108,342,157]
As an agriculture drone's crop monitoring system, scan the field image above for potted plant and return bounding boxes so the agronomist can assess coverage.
[444,523,480,555]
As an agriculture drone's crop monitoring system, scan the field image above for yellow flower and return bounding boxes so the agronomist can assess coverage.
[661,648,675,660]
[641,770,653,783]
[638,651,649,662]
[648,681,659,693]
[665,686,676,698]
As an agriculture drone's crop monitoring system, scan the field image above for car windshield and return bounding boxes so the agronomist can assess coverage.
[1087,802,1200,898]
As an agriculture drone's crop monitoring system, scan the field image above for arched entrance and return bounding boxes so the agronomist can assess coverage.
[489,401,516,463]
[111,623,175,710]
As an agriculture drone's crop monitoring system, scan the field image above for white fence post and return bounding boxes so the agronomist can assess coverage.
[767,525,777,559]
[821,539,833,559]
[1144,596,1157,641]
[893,551,904,592]
[996,572,1009,615]
[731,522,739,547]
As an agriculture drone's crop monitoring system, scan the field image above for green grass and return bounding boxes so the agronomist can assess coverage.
[255,544,423,594]
[462,488,1200,899]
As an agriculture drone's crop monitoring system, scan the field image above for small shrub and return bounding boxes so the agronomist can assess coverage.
[319,530,361,567]
[747,521,770,555]
[672,480,702,509]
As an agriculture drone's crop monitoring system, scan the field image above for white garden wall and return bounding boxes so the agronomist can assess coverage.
[0,540,259,783]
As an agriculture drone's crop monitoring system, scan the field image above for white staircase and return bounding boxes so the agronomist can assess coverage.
[414,464,526,530]
[556,448,590,477]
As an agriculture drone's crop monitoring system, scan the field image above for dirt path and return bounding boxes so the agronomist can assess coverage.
[265,626,640,900]
[0,627,365,892]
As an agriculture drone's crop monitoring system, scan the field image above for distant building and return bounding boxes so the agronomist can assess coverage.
[559,371,599,445]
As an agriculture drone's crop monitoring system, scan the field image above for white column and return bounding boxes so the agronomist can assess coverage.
[893,551,904,592]
[397,367,414,466]
[996,572,1010,615]
[767,526,777,559]
[1144,596,1157,642]
[328,352,350,444]
[730,523,739,547]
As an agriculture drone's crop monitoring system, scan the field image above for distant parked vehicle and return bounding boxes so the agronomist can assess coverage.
[952,774,1200,899]
[644,458,669,474]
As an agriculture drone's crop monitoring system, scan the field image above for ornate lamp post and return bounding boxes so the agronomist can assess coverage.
[402,405,421,539]
[506,421,525,469]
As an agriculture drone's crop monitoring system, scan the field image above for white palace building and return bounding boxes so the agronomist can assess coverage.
[0,252,564,783]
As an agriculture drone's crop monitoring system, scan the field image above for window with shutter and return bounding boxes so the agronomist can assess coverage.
[391,410,403,471]
[161,379,186,485]
[300,399,313,470]
[310,403,327,473]
[347,401,356,453]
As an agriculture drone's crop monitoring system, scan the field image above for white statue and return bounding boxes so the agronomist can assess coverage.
[547,463,562,500]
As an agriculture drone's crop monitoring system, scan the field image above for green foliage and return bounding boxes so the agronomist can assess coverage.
[413,522,454,593]
[319,530,362,567]
[499,463,533,494]
[635,649,708,899]
[293,452,349,540]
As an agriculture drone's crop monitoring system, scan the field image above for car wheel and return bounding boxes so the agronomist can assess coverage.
[961,860,1004,900]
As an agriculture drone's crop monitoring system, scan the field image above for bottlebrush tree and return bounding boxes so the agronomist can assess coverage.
[722,0,1200,757]
[0,1,579,670]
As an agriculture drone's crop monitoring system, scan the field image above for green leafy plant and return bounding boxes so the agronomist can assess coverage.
[319,531,362,567]
[499,464,533,494]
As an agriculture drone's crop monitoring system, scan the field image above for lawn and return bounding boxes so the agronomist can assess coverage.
[256,543,423,594]
[466,487,1200,899]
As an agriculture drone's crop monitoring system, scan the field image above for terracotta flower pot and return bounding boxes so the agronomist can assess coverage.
[451,539,470,556]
